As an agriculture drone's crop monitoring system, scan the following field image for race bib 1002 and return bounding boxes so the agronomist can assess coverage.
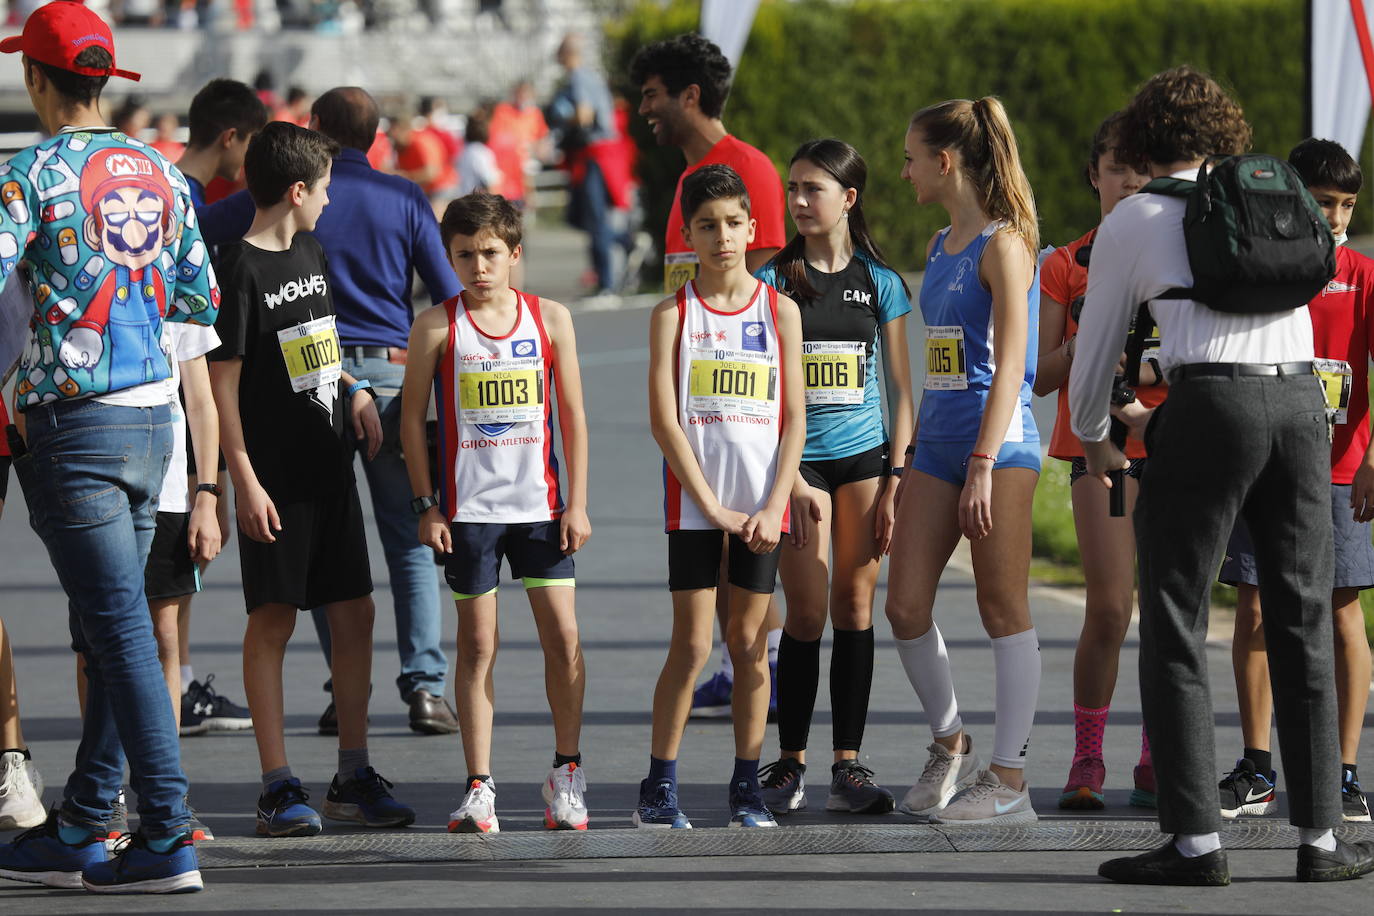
[687,347,777,416]
[459,355,544,425]
[277,315,341,394]
[802,340,865,405]
[664,252,699,293]
[1314,358,1352,425]
[924,325,967,391]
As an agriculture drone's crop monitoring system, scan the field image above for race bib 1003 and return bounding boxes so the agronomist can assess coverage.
[802,340,865,405]
[924,325,967,391]
[664,252,699,293]
[277,315,341,394]
[459,356,544,425]
[1314,358,1352,425]
[687,347,777,416]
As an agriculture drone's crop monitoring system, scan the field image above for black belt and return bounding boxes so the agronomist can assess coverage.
[1170,361,1314,381]
[345,346,392,360]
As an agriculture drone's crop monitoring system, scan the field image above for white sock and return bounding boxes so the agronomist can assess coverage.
[1174,832,1222,857]
[718,642,734,682]
[766,627,781,664]
[895,624,962,738]
[180,665,194,692]
[1299,827,1337,851]
[990,628,1041,769]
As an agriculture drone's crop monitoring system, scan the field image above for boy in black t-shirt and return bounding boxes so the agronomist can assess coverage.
[208,122,414,837]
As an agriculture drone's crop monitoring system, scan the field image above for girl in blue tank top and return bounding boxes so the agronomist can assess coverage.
[884,97,1044,828]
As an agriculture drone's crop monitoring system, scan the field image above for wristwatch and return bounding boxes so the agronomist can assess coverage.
[410,494,438,516]
[889,467,904,477]
[195,482,222,498]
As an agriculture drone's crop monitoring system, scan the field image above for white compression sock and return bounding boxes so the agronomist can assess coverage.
[1299,828,1337,851]
[1174,832,1222,857]
[718,641,734,681]
[895,624,962,738]
[180,665,194,692]
[990,628,1041,769]
[766,627,781,664]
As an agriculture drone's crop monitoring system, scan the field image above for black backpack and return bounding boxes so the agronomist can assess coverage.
[1142,155,1336,313]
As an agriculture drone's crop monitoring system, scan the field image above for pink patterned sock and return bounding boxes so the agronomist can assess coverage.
[1139,725,1152,766]
[1073,703,1109,764]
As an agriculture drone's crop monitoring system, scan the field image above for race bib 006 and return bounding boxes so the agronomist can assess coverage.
[1314,358,1352,425]
[277,315,341,394]
[687,347,777,416]
[459,356,544,425]
[802,340,865,405]
[924,325,967,391]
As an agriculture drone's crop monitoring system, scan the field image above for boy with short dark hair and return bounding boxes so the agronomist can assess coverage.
[208,121,414,838]
[1221,137,1374,824]
[176,78,263,248]
[401,192,592,833]
[634,164,805,828]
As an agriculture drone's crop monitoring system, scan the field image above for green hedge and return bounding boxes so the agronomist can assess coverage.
[607,0,1330,275]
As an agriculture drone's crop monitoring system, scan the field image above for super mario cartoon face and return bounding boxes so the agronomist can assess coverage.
[79,149,176,271]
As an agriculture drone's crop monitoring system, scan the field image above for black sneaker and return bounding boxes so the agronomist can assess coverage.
[185,796,214,842]
[1343,776,1371,822]
[1297,836,1374,882]
[323,767,415,828]
[1099,841,1230,886]
[1218,758,1277,818]
[317,700,338,737]
[759,758,806,815]
[95,790,129,848]
[185,675,252,732]
[826,760,895,814]
[179,691,210,737]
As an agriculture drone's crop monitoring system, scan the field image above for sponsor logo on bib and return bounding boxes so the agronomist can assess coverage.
[742,320,766,352]
[512,338,537,358]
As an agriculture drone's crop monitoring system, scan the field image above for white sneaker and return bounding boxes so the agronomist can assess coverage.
[0,750,46,830]
[448,778,499,834]
[542,763,589,830]
[932,769,1038,826]
[899,736,981,818]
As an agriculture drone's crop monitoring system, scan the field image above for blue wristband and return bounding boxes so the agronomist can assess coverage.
[348,378,372,398]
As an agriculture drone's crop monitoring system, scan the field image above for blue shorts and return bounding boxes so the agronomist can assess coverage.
[445,520,575,597]
[911,439,1041,486]
[1219,484,1374,591]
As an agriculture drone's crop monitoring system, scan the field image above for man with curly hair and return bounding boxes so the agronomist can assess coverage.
[1070,66,1373,885]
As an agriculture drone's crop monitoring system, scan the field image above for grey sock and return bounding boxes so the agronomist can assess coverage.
[262,766,293,790]
[338,748,370,782]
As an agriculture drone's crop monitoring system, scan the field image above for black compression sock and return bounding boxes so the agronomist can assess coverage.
[554,753,582,768]
[830,627,876,752]
[776,631,821,753]
[1243,748,1272,776]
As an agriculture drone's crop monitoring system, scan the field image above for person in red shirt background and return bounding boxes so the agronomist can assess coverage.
[490,81,549,208]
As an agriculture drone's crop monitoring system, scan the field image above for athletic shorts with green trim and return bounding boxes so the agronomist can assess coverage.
[444,519,576,598]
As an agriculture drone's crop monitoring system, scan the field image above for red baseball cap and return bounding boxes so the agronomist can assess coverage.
[0,1,140,81]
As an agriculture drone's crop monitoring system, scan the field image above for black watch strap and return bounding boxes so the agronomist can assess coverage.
[195,482,222,497]
[411,494,438,516]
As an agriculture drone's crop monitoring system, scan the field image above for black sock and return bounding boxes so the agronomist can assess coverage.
[1343,763,1358,785]
[0,747,30,759]
[1243,748,1272,776]
[554,753,582,768]
[465,774,492,786]
[830,627,875,753]
[776,631,821,754]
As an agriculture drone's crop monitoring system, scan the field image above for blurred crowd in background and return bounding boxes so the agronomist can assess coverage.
[5,0,527,33]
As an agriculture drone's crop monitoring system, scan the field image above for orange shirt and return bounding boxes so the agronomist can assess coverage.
[1041,230,1167,460]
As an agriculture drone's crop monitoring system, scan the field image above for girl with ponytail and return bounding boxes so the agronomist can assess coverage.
[884,97,1043,826]
[753,139,914,816]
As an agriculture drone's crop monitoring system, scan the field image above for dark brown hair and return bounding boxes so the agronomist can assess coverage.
[680,163,751,223]
[243,121,339,208]
[1114,66,1252,171]
[441,192,523,250]
[30,47,111,105]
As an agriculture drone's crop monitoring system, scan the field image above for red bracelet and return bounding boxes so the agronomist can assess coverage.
[969,452,997,462]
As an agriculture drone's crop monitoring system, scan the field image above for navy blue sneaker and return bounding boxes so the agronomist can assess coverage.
[689,672,732,719]
[0,809,106,889]
[82,831,202,894]
[323,767,415,828]
[255,778,322,837]
[728,778,777,828]
[631,778,692,828]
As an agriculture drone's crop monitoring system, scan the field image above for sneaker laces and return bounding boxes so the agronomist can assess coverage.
[554,764,586,802]
[836,762,877,788]
[196,673,229,714]
[759,759,799,790]
[352,768,396,803]
[644,779,678,811]
[269,780,311,808]
[732,779,766,811]
[918,747,954,785]
[0,758,25,798]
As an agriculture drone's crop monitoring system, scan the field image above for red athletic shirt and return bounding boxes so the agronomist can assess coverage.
[663,135,785,293]
[1041,230,1167,460]
[1310,244,1374,484]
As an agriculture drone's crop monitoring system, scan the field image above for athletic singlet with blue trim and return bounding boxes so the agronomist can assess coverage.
[918,221,1039,443]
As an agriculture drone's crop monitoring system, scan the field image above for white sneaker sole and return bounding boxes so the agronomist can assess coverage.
[931,807,1039,826]
[82,870,204,894]
[0,867,85,889]
[447,815,499,834]
[0,801,48,831]
[630,811,691,829]
[1220,799,1278,818]
[898,767,980,818]
[204,717,254,731]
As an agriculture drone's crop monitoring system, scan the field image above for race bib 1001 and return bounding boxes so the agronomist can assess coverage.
[664,252,699,293]
[277,315,341,394]
[459,355,544,425]
[1314,358,1352,425]
[924,325,967,391]
[802,340,865,405]
[687,347,777,416]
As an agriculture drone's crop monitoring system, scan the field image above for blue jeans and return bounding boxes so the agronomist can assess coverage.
[311,354,447,701]
[569,160,629,292]
[13,399,189,838]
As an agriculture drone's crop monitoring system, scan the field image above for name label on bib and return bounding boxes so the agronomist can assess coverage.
[1314,358,1352,425]
[459,355,544,424]
[802,340,865,405]
[924,325,967,391]
[687,347,777,416]
[277,315,341,394]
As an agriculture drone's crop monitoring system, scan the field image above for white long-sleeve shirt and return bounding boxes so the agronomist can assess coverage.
[1068,168,1314,444]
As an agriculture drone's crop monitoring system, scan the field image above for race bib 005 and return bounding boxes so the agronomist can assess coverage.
[277,315,341,394]
[459,356,544,425]
[687,347,777,416]
[1314,358,1352,425]
[802,340,865,405]
[664,252,699,293]
[924,325,967,391]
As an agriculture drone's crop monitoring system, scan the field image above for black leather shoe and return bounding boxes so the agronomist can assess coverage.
[1099,841,1230,886]
[408,689,460,735]
[317,700,338,736]
[1297,837,1374,882]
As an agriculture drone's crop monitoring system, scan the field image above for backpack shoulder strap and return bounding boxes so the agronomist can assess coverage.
[1141,177,1194,197]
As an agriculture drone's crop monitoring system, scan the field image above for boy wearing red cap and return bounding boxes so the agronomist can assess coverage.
[0,1,216,895]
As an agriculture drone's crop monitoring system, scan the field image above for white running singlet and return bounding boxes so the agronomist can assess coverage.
[665,279,790,532]
[435,291,562,523]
